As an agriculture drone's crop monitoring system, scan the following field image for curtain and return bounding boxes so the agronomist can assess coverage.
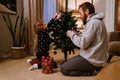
[43,0,56,24]
[36,0,43,20]
[23,0,43,55]
[23,0,65,55]
[42,0,66,24]
[43,0,66,24]
[56,0,65,11]
[106,0,115,32]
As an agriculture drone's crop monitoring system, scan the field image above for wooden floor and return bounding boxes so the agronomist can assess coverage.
[0,49,95,80]
[0,49,120,80]
[96,56,120,80]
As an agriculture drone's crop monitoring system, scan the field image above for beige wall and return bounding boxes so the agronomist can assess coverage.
[68,0,106,16]
[0,0,23,57]
[68,0,106,21]
[68,0,91,11]
[93,0,106,14]
[93,0,106,23]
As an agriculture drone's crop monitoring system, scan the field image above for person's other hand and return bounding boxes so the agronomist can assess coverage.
[66,30,73,38]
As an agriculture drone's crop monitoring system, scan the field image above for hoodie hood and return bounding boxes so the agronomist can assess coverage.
[87,13,105,22]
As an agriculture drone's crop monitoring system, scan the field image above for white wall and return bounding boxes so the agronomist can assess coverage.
[0,0,23,57]
[94,0,116,32]
[93,0,106,27]
[68,0,115,32]
[68,0,107,31]
[93,0,106,14]
[68,0,91,11]
[68,0,106,18]
[105,0,115,32]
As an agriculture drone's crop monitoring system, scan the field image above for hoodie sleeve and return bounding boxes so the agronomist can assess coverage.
[69,22,97,49]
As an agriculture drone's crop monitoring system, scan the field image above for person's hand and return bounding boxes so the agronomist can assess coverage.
[66,30,73,38]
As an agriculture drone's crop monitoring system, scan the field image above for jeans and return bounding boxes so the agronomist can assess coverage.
[60,55,102,76]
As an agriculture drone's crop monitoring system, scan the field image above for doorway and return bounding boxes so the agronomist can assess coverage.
[115,0,120,31]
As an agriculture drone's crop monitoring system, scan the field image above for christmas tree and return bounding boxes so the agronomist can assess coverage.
[51,0,79,62]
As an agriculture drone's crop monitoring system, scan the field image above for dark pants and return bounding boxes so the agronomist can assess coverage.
[60,55,102,76]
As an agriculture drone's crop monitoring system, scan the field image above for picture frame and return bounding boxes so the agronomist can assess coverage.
[0,0,17,14]
[68,0,93,12]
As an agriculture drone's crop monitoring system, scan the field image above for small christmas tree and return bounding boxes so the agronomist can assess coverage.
[51,0,79,62]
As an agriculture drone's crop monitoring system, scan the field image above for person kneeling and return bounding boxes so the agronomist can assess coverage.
[60,2,108,76]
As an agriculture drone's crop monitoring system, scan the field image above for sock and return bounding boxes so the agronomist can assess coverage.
[26,59,32,63]
[28,64,38,71]
[27,59,41,65]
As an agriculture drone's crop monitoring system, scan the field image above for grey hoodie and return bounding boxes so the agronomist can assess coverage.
[69,13,108,67]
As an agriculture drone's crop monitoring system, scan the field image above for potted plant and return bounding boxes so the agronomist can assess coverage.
[2,11,27,59]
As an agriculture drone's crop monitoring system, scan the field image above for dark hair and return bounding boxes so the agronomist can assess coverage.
[78,2,95,14]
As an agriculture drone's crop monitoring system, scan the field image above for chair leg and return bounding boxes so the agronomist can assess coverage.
[107,54,114,63]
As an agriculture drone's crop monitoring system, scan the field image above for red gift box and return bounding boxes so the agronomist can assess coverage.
[41,56,54,74]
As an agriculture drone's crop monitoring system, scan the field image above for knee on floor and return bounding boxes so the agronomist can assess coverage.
[60,64,69,75]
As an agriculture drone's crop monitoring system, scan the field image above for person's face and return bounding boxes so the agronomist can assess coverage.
[41,22,48,30]
[78,8,88,25]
